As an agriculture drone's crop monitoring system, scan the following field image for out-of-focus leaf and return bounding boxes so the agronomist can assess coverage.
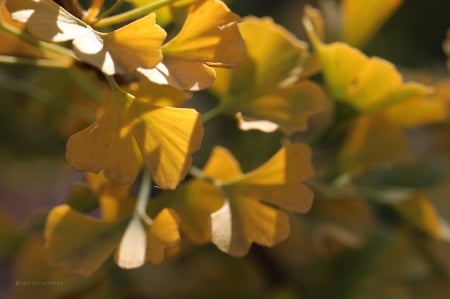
[338,113,410,173]
[341,0,403,47]
[149,179,223,244]
[11,238,95,299]
[393,192,450,240]
[146,208,180,264]
[303,8,431,112]
[211,17,325,134]
[45,204,128,276]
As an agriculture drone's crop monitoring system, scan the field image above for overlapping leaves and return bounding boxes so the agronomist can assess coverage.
[211,17,325,134]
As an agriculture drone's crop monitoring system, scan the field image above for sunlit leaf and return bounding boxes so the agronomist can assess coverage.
[146,208,180,264]
[67,87,204,189]
[149,180,223,244]
[208,143,315,256]
[341,0,403,47]
[117,216,147,269]
[303,9,431,112]
[85,172,135,221]
[124,73,191,107]
[142,0,245,91]
[338,113,410,173]
[384,96,448,128]
[6,0,166,75]
[74,14,166,75]
[212,17,325,134]
[45,204,128,276]
[6,0,90,42]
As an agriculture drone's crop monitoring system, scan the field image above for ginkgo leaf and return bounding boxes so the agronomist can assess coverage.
[6,0,90,42]
[146,208,180,264]
[85,172,135,222]
[125,73,191,107]
[211,197,290,256]
[142,0,245,91]
[6,0,166,75]
[393,192,448,239]
[384,96,447,128]
[207,143,315,256]
[341,0,403,47]
[338,113,410,174]
[67,87,204,189]
[74,14,166,75]
[211,17,325,134]
[45,204,128,276]
[303,9,431,112]
[148,179,224,244]
[117,216,147,269]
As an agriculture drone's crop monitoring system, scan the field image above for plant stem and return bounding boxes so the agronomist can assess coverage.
[0,55,73,68]
[135,171,153,225]
[85,0,106,23]
[94,0,179,27]
[96,0,125,20]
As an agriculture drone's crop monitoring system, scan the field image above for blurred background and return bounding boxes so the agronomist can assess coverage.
[1,0,450,298]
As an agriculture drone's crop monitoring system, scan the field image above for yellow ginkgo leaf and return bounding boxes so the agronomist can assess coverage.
[124,73,191,107]
[142,0,245,91]
[384,97,447,128]
[211,197,290,256]
[341,0,403,47]
[338,113,410,174]
[303,9,431,112]
[211,17,325,135]
[393,192,446,239]
[67,87,204,189]
[45,204,128,276]
[149,179,224,244]
[74,14,166,75]
[207,143,314,256]
[146,208,180,264]
[85,172,135,222]
[6,0,166,75]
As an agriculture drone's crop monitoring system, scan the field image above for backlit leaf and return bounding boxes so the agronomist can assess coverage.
[341,0,403,47]
[149,180,224,244]
[208,143,315,256]
[6,0,166,75]
[67,87,204,189]
[142,0,245,90]
[303,9,431,112]
[212,17,325,134]
[338,113,410,173]
[74,14,166,75]
[45,204,128,276]
[146,208,180,264]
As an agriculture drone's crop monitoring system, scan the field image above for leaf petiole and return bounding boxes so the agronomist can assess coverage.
[94,0,180,28]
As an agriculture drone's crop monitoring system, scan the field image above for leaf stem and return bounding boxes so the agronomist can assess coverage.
[85,0,106,23]
[135,171,153,225]
[0,55,73,68]
[96,0,125,20]
[201,101,228,124]
[94,0,180,28]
